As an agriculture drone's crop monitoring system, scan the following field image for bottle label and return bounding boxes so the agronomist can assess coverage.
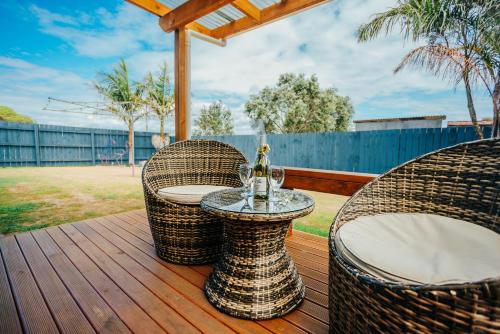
[253,198,267,212]
[254,177,267,196]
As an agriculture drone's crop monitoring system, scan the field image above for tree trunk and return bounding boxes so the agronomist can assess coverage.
[128,122,134,166]
[492,82,500,138]
[463,72,483,139]
[159,117,165,140]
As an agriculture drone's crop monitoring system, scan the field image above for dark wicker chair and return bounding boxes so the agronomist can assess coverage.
[329,139,499,334]
[142,140,247,264]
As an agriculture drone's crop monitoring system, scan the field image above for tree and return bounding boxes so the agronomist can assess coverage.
[244,73,354,134]
[358,0,499,139]
[475,2,500,137]
[94,59,145,165]
[0,106,35,123]
[144,62,174,140]
[193,101,234,136]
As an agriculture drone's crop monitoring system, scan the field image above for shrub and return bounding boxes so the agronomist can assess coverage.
[0,106,35,123]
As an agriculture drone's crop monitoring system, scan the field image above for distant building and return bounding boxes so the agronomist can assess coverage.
[448,119,493,127]
[354,115,446,131]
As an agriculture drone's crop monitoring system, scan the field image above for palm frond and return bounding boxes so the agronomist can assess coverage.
[358,0,451,43]
[144,62,174,118]
[94,58,145,122]
[394,44,489,88]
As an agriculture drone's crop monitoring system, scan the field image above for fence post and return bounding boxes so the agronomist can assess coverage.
[34,124,41,166]
[91,130,96,165]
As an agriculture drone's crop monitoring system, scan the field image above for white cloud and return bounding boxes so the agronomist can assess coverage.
[4,0,493,133]
[190,0,449,101]
[0,56,128,129]
[185,0,492,130]
[29,5,82,26]
[30,3,170,58]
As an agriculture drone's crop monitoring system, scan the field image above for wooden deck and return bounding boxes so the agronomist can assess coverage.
[0,210,329,334]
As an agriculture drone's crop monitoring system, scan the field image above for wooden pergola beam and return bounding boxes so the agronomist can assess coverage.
[211,0,330,39]
[126,0,169,15]
[126,0,213,36]
[232,0,261,21]
[159,0,234,33]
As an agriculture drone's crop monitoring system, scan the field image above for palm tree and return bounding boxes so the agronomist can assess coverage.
[144,62,174,140]
[358,0,499,139]
[474,3,500,137]
[95,59,145,165]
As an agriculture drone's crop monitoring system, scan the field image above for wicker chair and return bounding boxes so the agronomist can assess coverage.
[329,139,499,334]
[142,140,247,264]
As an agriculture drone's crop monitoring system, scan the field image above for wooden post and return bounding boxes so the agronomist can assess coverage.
[90,130,96,165]
[174,27,191,141]
[33,124,41,166]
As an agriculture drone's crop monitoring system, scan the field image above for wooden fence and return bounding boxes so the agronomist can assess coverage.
[201,126,491,174]
[0,122,166,167]
[0,121,490,173]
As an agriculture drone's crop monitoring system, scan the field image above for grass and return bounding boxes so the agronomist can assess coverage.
[0,202,50,234]
[0,166,347,237]
[0,166,144,235]
[293,190,348,237]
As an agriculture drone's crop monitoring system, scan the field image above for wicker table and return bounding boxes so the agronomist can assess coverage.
[201,188,315,320]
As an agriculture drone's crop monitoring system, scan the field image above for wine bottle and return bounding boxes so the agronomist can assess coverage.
[253,136,270,199]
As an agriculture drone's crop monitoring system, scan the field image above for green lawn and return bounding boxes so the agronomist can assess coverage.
[0,166,144,234]
[293,190,348,237]
[0,166,347,237]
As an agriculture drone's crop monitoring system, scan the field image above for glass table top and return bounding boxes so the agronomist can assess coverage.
[200,188,314,217]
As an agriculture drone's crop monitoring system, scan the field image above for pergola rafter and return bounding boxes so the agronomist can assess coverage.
[231,0,261,22]
[126,0,213,36]
[159,0,236,33]
[212,0,329,39]
[126,0,331,140]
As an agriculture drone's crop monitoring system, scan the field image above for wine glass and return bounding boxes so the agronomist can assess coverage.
[269,165,285,201]
[239,163,254,198]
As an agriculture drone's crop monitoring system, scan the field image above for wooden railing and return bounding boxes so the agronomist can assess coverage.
[283,167,377,236]
[284,167,377,196]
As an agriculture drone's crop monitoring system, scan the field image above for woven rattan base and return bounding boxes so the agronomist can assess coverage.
[142,140,247,265]
[328,139,500,333]
[147,205,223,265]
[205,218,305,320]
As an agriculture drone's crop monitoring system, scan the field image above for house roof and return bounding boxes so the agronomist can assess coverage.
[448,120,493,127]
[353,115,446,124]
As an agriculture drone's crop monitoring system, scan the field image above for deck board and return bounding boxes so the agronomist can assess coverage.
[0,238,23,334]
[46,227,164,334]
[0,210,330,334]
[31,229,131,334]
[0,236,60,334]
[16,233,95,334]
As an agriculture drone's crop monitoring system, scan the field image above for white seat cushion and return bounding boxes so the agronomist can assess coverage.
[158,185,231,205]
[335,213,500,285]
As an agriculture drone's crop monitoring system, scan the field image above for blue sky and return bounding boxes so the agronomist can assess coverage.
[0,0,493,134]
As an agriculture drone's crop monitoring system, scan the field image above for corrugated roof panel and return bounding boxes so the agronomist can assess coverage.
[195,4,243,30]
[196,16,223,29]
[160,0,280,11]
[250,0,281,10]
[216,4,246,20]
[161,0,187,9]
[158,0,281,30]
[203,12,230,26]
